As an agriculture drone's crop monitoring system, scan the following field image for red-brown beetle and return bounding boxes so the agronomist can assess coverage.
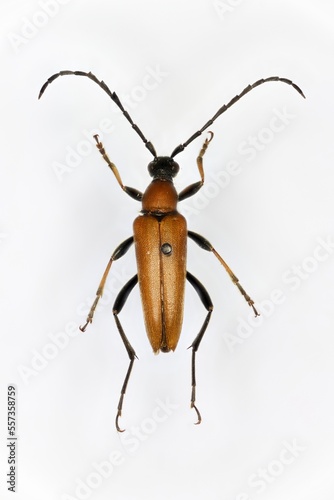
[39,72,304,431]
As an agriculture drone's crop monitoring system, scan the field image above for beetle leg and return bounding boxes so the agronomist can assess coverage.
[186,271,213,425]
[80,236,134,332]
[113,275,139,432]
[93,135,143,201]
[188,231,259,317]
[178,132,214,202]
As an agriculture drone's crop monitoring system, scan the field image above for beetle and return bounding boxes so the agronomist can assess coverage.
[39,72,305,431]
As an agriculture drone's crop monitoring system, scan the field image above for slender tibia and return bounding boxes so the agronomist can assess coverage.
[188,231,259,317]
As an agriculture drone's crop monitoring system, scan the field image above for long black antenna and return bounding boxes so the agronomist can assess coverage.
[38,70,157,158]
[39,72,304,160]
[170,76,305,157]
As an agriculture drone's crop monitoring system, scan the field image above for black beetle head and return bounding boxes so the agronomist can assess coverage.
[148,156,180,180]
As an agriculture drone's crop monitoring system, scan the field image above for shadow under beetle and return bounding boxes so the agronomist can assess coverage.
[39,72,305,431]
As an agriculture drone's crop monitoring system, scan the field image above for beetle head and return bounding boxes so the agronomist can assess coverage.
[148,156,180,180]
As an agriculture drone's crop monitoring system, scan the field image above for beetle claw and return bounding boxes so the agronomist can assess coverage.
[79,321,89,332]
[206,130,214,142]
[115,413,125,433]
[191,403,202,425]
[251,303,260,317]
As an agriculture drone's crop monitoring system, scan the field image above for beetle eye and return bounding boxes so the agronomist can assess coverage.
[170,160,179,177]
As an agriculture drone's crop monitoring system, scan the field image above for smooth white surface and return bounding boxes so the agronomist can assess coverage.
[1,1,334,498]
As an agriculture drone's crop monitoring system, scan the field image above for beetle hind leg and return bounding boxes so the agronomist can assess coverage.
[113,275,138,432]
[186,271,213,425]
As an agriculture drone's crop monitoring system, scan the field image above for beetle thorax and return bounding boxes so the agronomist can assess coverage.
[142,179,178,214]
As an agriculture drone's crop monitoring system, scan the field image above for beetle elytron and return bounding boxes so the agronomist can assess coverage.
[39,71,304,431]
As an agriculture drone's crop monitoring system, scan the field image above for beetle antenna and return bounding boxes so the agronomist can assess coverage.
[171,76,305,157]
[39,70,157,158]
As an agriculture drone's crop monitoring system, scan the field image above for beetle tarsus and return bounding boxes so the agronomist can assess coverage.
[80,295,101,332]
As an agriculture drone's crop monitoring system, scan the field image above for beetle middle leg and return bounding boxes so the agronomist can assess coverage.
[112,274,139,432]
[188,231,259,317]
[186,271,214,425]
[80,236,134,332]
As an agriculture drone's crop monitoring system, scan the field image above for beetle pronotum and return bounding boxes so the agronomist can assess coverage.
[39,72,304,431]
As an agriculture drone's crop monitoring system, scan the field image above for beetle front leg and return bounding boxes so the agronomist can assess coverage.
[94,135,143,201]
[178,132,214,202]
[186,271,214,425]
[112,275,138,432]
[188,231,259,317]
[80,236,134,332]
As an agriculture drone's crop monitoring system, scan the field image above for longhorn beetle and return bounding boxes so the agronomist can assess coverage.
[39,72,305,431]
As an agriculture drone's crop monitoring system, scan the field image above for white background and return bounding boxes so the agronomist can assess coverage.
[1,1,334,499]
